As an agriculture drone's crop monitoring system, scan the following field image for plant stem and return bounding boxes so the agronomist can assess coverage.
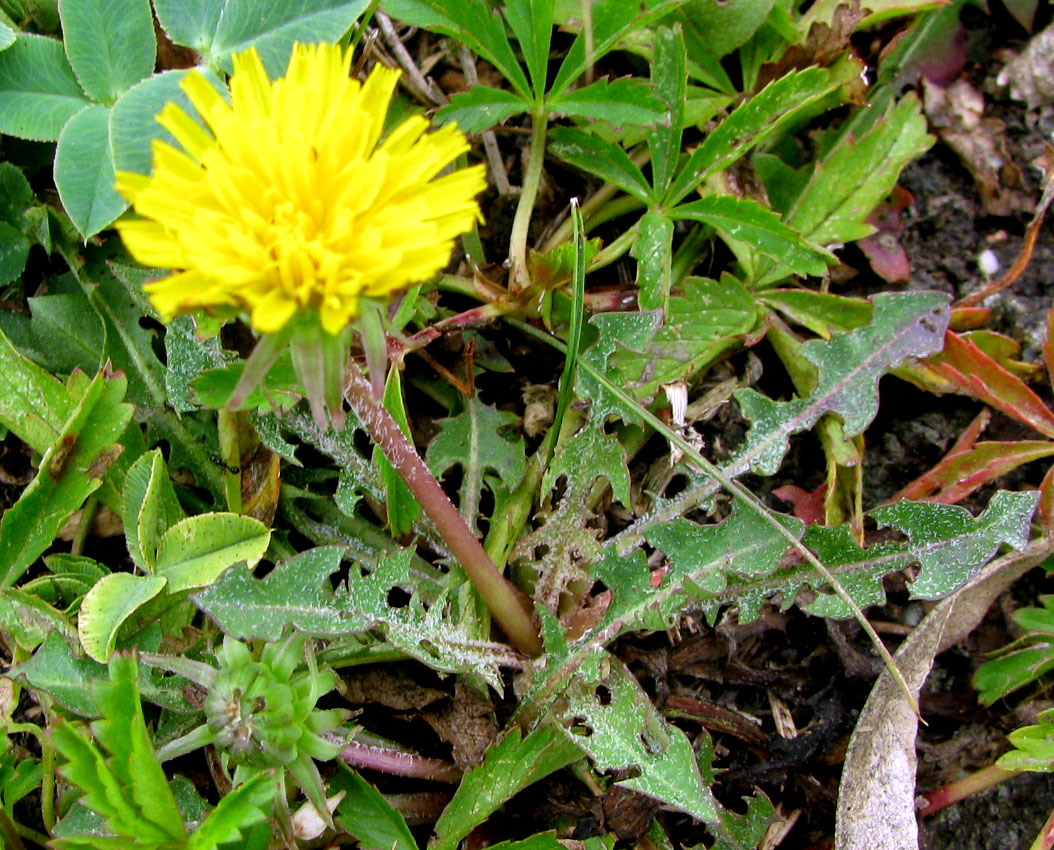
[343,361,542,656]
[337,737,461,783]
[1030,804,1054,850]
[508,107,549,294]
[217,408,242,513]
[918,763,1019,816]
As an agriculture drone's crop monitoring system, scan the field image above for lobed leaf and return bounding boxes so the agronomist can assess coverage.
[436,85,528,135]
[779,93,934,247]
[665,67,837,207]
[379,0,531,99]
[731,291,949,476]
[670,196,831,277]
[632,211,674,312]
[504,0,553,96]
[647,25,687,197]
[556,652,719,823]
[548,77,665,127]
[194,548,518,689]
[426,397,526,534]
[50,652,187,847]
[549,0,686,98]
[603,275,757,402]
[547,126,652,203]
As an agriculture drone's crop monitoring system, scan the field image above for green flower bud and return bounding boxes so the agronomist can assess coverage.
[204,633,350,770]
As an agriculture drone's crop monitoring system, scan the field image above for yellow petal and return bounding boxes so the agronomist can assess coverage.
[115,218,187,267]
[156,103,214,161]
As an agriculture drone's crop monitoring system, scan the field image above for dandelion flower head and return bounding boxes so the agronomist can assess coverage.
[116,43,486,335]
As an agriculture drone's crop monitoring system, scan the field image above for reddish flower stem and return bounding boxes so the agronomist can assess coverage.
[337,738,461,783]
[343,361,542,657]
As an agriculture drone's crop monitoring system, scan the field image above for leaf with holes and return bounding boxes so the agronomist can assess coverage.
[557,651,719,823]
[195,548,517,688]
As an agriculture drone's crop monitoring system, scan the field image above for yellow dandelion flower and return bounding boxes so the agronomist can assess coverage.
[115,42,486,337]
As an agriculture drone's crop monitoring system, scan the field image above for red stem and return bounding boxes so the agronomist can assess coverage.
[919,763,1019,816]
[338,739,461,783]
[343,361,543,656]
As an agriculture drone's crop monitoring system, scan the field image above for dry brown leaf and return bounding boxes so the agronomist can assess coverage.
[835,538,1051,850]
[922,78,1031,216]
[998,23,1054,109]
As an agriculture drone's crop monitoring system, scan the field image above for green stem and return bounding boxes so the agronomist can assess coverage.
[509,108,550,294]
[4,720,56,832]
[586,228,637,273]
[343,361,542,656]
[0,810,26,850]
[484,410,582,572]
[217,408,242,513]
[41,731,56,832]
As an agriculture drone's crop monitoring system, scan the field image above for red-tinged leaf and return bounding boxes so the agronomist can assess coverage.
[962,330,1044,381]
[773,482,827,525]
[949,306,992,331]
[891,440,1054,504]
[1040,463,1054,536]
[1045,304,1054,388]
[919,331,1054,438]
[949,408,990,454]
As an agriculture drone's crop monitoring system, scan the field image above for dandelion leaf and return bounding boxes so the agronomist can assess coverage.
[426,397,526,534]
[732,291,949,476]
[194,547,516,688]
[556,651,719,823]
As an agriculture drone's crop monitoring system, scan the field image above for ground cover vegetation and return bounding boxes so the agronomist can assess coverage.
[0,0,1051,848]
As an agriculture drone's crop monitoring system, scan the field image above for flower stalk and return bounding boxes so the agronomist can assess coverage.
[344,360,542,656]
